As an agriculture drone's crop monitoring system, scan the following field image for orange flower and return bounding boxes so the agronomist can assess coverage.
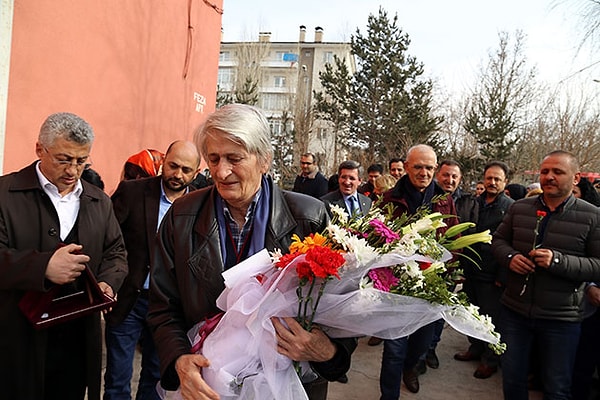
[289,233,328,254]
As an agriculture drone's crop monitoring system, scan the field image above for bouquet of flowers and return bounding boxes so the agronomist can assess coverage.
[172,203,504,400]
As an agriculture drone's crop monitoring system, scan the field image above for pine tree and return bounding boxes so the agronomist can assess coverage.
[315,8,441,165]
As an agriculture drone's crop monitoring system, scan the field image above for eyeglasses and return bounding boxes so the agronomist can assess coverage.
[300,161,313,165]
[43,147,92,170]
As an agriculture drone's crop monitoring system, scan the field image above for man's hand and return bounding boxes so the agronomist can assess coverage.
[271,317,336,362]
[45,244,90,284]
[529,248,554,269]
[97,282,114,299]
[98,282,115,313]
[587,285,600,307]
[508,253,536,275]
[175,354,220,400]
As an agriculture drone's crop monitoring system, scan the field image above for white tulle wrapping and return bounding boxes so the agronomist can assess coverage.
[164,248,500,399]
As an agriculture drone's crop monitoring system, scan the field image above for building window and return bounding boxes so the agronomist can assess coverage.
[219,51,231,61]
[323,51,333,64]
[217,69,234,86]
[270,120,283,135]
[274,76,286,88]
[261,94,289,110]
[275,51,286,61]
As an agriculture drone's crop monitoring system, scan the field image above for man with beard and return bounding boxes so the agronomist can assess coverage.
[292,153,329,199]
[104,141,201,399]
[493,151,600,399]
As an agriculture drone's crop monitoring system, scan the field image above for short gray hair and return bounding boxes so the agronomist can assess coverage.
[194,104,273,167]
[38,112,94,148]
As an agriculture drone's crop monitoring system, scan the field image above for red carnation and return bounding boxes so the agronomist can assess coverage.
[276,252,300,269]
[304,246,344,279]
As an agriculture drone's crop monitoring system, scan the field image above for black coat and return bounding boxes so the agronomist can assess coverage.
[0,162,127,400]
[105,176,162,325]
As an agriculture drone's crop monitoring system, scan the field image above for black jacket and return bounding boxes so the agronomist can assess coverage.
[493,196,600,321]
[463,193,514,283]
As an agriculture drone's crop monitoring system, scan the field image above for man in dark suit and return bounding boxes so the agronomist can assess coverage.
[103,141,201,400]
[321,160,372,219]
[0,112,127,400]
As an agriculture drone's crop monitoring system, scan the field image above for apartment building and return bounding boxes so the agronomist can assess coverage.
[218,26,355,175]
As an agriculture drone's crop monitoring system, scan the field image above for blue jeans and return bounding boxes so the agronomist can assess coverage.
[501,306,581,400]
[104,296,161,400]
[379,323,435,400]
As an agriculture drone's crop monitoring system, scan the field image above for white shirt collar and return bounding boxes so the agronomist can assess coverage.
[35,160,83,199]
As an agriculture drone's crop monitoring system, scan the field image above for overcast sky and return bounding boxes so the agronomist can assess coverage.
[221,0,598,94]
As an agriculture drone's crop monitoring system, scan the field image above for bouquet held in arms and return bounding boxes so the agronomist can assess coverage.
[171,202,504,400]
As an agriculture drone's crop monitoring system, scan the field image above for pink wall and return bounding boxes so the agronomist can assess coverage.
[6,1,223,192]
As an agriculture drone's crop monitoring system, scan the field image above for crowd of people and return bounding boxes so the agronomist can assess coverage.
[2,105,600,400]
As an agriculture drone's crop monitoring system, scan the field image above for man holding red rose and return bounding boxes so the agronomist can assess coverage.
[492,150,600,399]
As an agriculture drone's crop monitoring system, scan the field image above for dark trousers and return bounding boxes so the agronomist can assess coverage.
[572,309,600,400]
[501,306,581,400]
[379,323,435,400]
[45,319,87,400]
[304,377,329,400]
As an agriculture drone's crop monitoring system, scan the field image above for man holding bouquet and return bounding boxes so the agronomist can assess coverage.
[147,104,356,400]
[378,144,459,398]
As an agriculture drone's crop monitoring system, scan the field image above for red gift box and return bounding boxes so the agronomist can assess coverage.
[18,265,115,329]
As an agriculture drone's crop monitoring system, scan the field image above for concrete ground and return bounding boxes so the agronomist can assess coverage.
[327,325,540,400]
[101,322,548,399]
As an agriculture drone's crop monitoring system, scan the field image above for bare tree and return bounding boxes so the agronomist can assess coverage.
[464,31,540,171]
[293,67,313,158]
[572,0,600,53]
[217,41,270,106]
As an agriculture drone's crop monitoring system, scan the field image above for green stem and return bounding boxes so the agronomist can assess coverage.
[296,284,303,321]
[309,278,329,328]
[302,278,316,331]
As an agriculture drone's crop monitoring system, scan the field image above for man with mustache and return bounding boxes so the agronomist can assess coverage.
[454,161,513,379]
[104,141,201,400]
